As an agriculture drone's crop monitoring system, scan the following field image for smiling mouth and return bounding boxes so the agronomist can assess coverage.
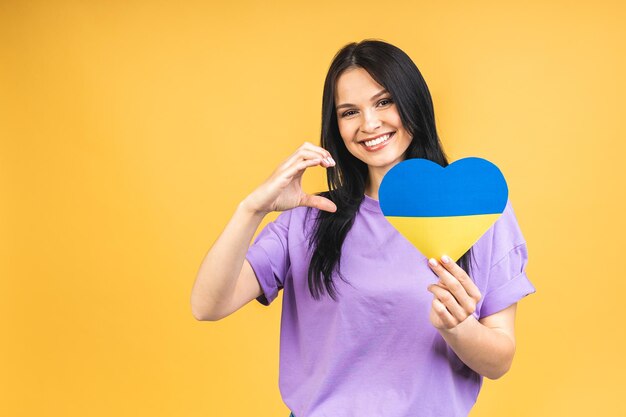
[360,132,395,151]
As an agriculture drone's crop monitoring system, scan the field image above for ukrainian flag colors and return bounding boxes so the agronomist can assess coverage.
[379,157,509,262]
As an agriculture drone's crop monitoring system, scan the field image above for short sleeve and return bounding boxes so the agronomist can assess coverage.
[478,200,537,318]
[245,209,293,306]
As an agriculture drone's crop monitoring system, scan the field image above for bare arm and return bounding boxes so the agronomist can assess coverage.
[438,304,517,380]
[427,256,518,379]
[190,142,337,321]
[190,200,266,321]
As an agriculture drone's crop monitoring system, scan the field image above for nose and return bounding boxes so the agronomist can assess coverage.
[360,108,382,133]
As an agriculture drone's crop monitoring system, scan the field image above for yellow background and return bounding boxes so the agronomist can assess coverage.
[1,1,624,416]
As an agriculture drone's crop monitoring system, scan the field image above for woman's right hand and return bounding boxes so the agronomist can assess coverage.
[242,142,338,215]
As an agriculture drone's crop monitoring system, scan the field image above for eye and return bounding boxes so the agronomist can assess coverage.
[340,98,393,118]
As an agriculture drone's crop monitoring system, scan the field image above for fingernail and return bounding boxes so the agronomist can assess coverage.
[329,157,336,165]
[442,255,450,264]
[428,258,437,267]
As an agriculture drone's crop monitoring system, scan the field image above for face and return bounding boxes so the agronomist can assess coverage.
[334,67,413,173]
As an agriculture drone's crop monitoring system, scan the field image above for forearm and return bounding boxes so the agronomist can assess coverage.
[190,199,266,320]
[438,315,515,379]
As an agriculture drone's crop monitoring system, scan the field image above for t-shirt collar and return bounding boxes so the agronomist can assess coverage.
[361,194,382,213]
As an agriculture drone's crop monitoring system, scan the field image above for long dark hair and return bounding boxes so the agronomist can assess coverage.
[305,39,476,301]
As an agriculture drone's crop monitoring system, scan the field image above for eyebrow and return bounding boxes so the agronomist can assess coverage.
[335,89,389,110]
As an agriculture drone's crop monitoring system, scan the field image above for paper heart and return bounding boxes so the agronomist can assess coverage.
[379,157,509,262]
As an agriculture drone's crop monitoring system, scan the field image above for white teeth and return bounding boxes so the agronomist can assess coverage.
[363,133,393,147]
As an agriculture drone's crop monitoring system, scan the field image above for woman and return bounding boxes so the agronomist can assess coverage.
[191,39,536,417]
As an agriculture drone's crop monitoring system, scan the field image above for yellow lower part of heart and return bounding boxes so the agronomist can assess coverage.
[385,213,501,262]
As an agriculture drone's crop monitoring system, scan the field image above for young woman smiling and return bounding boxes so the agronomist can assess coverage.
[191,39,536,417]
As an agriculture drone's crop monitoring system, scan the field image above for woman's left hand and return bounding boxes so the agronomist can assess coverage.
[426,255,482,331]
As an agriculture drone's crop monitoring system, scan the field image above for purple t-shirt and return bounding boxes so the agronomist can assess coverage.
[245,195,536,417]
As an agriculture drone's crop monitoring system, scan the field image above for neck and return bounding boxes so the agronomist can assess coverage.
[365,156,407,200]
[364,166,387,200]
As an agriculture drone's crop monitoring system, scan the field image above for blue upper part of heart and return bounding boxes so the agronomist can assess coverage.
[379,157,509,217]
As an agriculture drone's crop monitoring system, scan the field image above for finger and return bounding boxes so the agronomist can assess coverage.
[286,142,333,167]
[427,284,466,323]
[282,148,333,171]
[284,158,324,180]
[428,258,477,315]
[439,255,482,302]
[300,194,337,212]
[300,141,332,159]
[432,298,458,328]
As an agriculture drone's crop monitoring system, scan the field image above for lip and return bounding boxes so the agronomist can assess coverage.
[358,131,396,143]
[360,132,395,152]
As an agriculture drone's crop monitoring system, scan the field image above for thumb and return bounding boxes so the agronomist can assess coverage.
[299,194,338,213]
